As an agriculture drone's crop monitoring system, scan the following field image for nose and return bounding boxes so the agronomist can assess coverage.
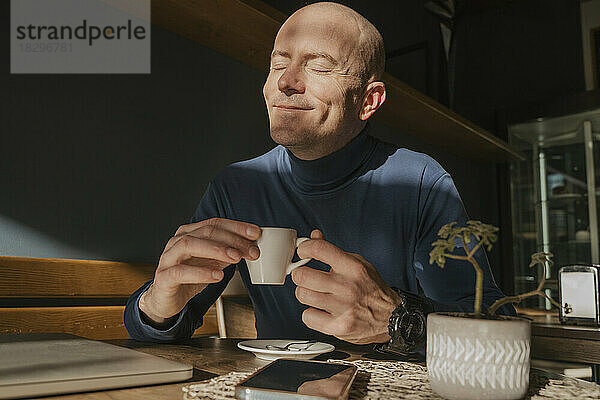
[277,64,305,95]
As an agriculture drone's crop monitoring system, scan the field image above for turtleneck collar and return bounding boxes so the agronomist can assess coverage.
[279,124,377,195]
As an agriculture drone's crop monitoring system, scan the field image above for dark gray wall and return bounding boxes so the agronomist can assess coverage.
[452,0,586,133]
[2,18,273,263]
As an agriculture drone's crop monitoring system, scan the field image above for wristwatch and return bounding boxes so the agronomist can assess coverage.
[376,288,433,355]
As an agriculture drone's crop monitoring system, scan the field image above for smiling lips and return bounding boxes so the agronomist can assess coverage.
[273,105,313,111]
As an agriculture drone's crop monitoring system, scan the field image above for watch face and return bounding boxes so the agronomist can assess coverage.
[398,310,426,344]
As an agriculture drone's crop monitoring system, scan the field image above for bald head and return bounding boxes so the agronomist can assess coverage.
[263,1,387,160]
[285,2,385,84]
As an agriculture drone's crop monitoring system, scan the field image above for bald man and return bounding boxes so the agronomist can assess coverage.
[124,2,511,353]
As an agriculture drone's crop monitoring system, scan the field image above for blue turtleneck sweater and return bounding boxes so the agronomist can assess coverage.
[124,126,512,342]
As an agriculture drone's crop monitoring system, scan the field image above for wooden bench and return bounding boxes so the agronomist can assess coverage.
[0,256,218,339]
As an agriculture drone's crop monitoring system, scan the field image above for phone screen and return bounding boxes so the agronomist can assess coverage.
[237,359,357,400]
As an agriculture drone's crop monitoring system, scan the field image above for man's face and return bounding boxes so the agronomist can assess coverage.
[263,10,364,157]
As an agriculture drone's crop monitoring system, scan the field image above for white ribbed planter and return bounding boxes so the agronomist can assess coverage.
[426,312,531,400]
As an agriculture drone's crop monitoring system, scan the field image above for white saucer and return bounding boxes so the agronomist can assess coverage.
[237,339,335,361]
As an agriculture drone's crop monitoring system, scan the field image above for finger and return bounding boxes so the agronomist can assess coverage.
[297,239,353,273]
[302,307,337,335]
[174,218,261,241]
[156,263,226,285]
[291,266,344,293]
[161,235,241,267]
[310,229,324,240]
[183,256,229,270]
[295,286,347,316]
[166,226,260,260]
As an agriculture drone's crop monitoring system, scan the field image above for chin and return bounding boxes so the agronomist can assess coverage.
[270,127,303,147]
[269,122,312,147]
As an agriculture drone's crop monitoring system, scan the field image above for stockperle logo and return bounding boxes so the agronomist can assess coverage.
[11,0,150,73]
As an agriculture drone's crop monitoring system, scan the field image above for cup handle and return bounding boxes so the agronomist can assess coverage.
[286,237,311,275]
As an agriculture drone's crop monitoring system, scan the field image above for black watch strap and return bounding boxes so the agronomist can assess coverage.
[397,289,434,315]
[376,288,433,355]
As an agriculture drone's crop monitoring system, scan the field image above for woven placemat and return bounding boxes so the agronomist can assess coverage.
[182,359,600,400]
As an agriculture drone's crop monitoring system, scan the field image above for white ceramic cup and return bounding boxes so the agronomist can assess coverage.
[245,227,311,285]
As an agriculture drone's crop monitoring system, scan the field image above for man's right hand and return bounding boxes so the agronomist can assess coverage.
[138,218,261,326]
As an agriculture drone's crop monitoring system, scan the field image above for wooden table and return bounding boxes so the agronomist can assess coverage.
[33,337,379,400]
[26,336,599,399]
[530,315,600,383]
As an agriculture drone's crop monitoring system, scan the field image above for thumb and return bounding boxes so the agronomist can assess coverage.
[310,229,324,240]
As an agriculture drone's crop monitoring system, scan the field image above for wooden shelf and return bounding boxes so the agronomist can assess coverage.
[377,74,524,161]
[147,0,524,162]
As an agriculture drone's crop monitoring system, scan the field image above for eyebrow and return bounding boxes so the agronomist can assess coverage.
[271,50,338,66]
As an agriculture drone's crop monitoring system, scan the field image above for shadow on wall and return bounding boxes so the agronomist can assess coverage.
[1,23,271,263]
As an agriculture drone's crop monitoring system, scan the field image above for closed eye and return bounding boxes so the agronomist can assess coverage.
[307,62,333,73]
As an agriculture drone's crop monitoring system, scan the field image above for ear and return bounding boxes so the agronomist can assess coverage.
[359,81,386,121]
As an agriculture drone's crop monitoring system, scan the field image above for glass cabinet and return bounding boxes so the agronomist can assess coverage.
[509,109,600,308]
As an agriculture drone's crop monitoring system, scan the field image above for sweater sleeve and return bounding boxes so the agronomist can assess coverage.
[412,173,515,316]
[124,181,237,342]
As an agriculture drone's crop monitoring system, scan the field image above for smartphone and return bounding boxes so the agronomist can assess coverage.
[235,359,358,400]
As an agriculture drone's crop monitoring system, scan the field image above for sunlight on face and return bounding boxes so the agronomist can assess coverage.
[263,9,365,159]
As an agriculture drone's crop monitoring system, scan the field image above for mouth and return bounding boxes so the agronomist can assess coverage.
[273,105,313,111]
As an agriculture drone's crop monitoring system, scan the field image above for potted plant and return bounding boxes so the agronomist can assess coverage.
[426,221,558,400]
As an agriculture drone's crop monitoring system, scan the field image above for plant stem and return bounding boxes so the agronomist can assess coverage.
[467,241,483,259]
[488,260,560,315]
[462,237,483,316]
[535,262,547,292]
[488,289,561,315]
[540,292,562,309]
[471,256,483,315]
[441,254,470,261]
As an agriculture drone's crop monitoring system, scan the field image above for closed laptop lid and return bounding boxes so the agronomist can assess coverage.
[0,333,192,399]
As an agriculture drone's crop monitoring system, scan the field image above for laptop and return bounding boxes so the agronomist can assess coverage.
[0,333,193,399]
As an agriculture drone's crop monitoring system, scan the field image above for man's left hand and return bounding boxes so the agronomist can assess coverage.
[292,230,402,344]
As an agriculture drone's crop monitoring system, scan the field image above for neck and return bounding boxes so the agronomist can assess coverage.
[279,123,376,194]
